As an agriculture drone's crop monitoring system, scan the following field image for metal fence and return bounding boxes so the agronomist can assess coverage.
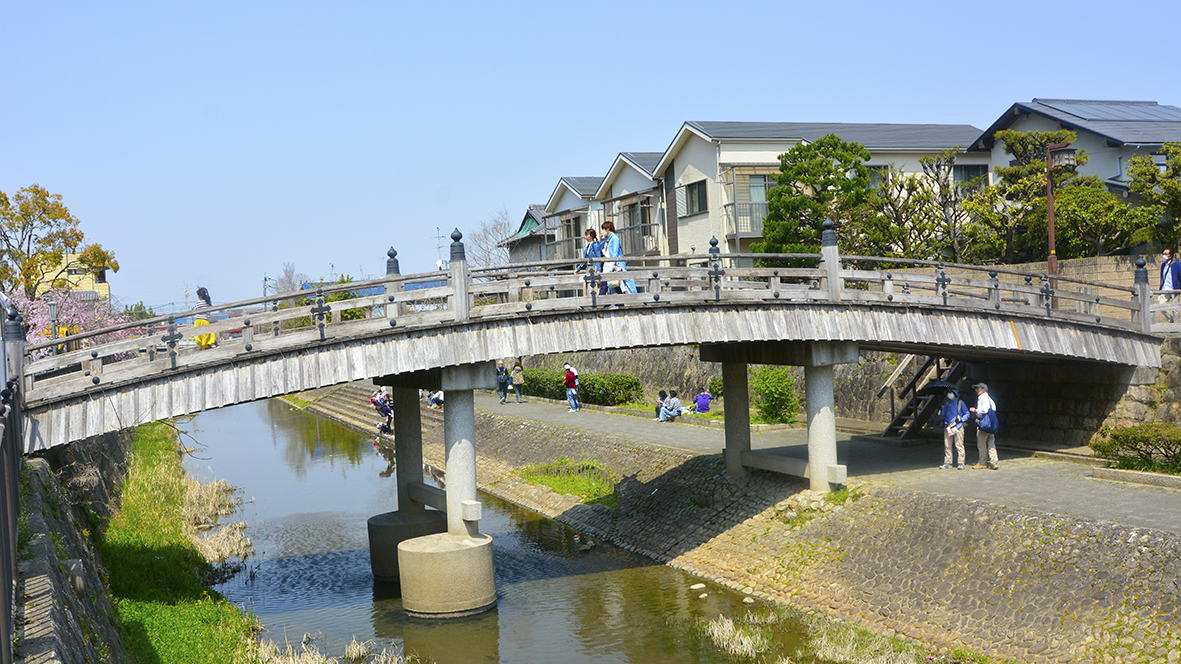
[0,294,22,664]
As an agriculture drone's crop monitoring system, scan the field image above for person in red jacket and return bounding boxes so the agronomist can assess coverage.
[564,364,580,412]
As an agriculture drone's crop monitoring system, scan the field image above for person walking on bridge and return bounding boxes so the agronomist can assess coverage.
[940,387,970,470]
[192,287,217,350]
[1160,249,1181,322]
[599,221,636,295]
[564,364,580,412]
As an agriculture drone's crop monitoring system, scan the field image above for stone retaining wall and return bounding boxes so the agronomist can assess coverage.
[18,429,135,664]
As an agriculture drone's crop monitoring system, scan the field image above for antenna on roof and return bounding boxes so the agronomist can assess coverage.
[435,227,446,264]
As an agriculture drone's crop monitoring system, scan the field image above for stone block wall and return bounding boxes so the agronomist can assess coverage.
[966,337,1180,447]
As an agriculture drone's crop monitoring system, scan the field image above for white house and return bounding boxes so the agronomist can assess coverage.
[592,152,663,257]
[650,121,989,258]
[543,176,604,261]
[967,98,1181,201]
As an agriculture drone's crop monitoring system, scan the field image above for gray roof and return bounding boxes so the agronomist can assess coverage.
[970,99,1181,150]
[687,121,983,150]
[620,152,663,176]
[561,177,605,197]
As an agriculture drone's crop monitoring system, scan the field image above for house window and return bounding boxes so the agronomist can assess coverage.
[867,166,888,189]
[748,175,773,203]
[686,180,708,215]
[954,165,989,185]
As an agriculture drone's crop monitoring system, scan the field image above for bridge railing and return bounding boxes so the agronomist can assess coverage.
[16,238,1156,407]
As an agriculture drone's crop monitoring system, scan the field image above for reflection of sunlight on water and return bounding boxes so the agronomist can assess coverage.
[192,399,794,664]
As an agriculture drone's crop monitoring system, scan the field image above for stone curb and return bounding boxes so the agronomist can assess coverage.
[1092,466,1181,489]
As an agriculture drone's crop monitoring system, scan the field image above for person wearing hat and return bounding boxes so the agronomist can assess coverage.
[969,383,999,470]
[940,386,970,470]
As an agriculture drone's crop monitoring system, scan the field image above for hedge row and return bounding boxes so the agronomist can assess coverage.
[519,368,643,407]
[1091,423,1181,475]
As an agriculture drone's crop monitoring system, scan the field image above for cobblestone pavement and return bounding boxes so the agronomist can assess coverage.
[474,392,1181,534]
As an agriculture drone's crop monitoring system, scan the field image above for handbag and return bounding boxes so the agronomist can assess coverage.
[979,409,1000,434]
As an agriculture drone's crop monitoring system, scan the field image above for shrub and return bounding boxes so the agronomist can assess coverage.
[521,368,565,401]
[750,366,801,424]
[578,373,643,406]
[1091,423,1181,474]
[519,369,642,406]
[707,375,724,399]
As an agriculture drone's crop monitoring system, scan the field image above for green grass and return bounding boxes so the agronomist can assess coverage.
[518,459,617,508]
[98,421,258,663]
[278,393,313,409]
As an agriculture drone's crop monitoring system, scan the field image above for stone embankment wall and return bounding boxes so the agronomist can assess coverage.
[965,337,1181,448]
[515,346,900,423]
[309,386,1180,663]
[18,430,134,664]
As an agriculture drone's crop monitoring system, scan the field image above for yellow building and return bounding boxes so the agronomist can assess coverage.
[34,253,112,299]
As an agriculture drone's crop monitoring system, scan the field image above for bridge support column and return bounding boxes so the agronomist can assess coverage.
[721,362,750,477]
[701,341,856,492]
[396,362,497,618]
[367,386,446,583]
[804,363,839,492]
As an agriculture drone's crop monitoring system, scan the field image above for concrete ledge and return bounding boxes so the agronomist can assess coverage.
[1092,467,1181,490]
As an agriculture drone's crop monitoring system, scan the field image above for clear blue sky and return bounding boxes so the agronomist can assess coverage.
[2,0,1178,311]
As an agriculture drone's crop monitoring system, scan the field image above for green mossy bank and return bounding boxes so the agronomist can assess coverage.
[98,421,259,663]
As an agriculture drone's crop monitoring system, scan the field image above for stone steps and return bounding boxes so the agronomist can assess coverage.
[303,382,443,436]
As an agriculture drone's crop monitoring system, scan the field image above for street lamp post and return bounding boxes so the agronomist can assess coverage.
[48,300,58,356]
[1044,141,1077,277]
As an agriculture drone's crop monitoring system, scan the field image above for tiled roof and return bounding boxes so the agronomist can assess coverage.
[688,121,983,150]
[971,99,1181,149]
[621,152,663,176]
[561,177,605,197]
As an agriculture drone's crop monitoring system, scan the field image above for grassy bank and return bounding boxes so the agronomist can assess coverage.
[99,421,259,663]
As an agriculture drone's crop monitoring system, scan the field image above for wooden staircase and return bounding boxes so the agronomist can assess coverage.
[881,357,965,440]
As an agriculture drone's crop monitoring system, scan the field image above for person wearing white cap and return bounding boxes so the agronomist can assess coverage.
[969,383,999,470]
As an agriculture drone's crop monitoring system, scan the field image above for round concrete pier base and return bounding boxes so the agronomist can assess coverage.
[398,532,496,617]
[367,510,448,582]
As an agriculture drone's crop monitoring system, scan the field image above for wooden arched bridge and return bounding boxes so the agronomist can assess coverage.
[10,232,1164,457]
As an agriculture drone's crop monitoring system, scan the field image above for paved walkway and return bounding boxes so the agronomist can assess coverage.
[474,392,1181,534]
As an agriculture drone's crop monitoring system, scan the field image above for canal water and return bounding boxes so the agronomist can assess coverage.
[178,399,814,663]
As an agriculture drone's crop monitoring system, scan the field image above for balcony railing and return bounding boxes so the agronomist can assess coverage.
[724,202,769,237]
[617,222,663,256]
[546,237,584,262]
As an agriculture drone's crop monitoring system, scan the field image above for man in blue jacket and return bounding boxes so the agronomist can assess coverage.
[940,387,970,470]
[1160,249,1181,322]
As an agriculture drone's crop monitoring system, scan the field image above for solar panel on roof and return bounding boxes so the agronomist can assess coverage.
[1038,101,1181,122]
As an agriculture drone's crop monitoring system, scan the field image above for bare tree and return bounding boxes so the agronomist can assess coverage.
[272,262,307,296]
[466,208,513,267]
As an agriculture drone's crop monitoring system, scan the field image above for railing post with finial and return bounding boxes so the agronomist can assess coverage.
[707,237,725,302]
[4,305,28,396]
[1134,257,1152,333]
[386,247,403,319]
[450,229,470,323]
[819,220,842,301]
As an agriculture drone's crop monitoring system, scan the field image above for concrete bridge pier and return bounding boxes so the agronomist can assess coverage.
[370,361,498,617]
[701,341,857,492]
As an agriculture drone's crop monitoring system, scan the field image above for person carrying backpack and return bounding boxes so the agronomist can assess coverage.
[511,363,525,403]
[970,383,1000,470]
[940,387,970,470]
